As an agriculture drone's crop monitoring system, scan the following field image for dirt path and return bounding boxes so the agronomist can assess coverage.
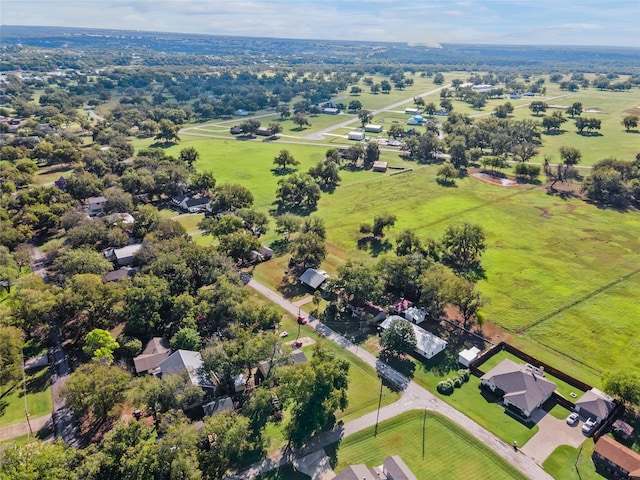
[0,414,52,442]
[231,279,554,480]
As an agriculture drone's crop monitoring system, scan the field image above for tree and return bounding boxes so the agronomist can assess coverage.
[210,183,254,213]
[278,105,291,119]
[565,102,583,118]
[559,146,582,167]
[372,213,397,238]
[441,223,486,272]
[449,277,485,329]
[276,343,349,447]
[395,229,422,257]
[292,113,310,130]
[268,122,283,136]
[190,170,216,194]
[363,142,380,169]
[603,372,640,408]
[276,173,321,211]
[123,274,171,337]
[273,149,300,172]
[300,216,326,240]
[199,410,255,478]
[387,123,404,139]
[437,162,458,185]
[0,326,24,389]
[240,119,261,136]
[0,246,19,294]
[528,101,547,116]
[53,248,114,277]
[380,317,416,357]
[61,362,130,425]
[83,328,119,364]
[154,119,180,143]
[334,260,382,307]
[275,213,302,239]
[133,204,161,238]
[308,160,341,190]
[433,73,445,85]
[218,230,261,263]
[424,102,437,116]
[179,146,199,170]
[170,326,201,351]
[237,208,269,236]
[358,109,373,128]
[622,115,639,131]
[542,111,567,133]
[348,100,362,111]
[290,232,326,269]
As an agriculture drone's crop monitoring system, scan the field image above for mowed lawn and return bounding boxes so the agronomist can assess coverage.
[332,410,528,480]
[0,367,52,428]
[543,441,605,480]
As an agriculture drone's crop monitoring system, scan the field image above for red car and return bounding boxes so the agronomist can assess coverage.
[292,340,303,348]
[297,315,308,325]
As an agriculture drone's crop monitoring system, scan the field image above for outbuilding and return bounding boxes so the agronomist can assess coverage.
[364,124,383,133]
[347,131,365,141]
[380,315,447,360]
[458,346,481,367]
[404,107,420,114]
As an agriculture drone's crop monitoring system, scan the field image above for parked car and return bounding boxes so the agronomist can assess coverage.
[279,331,289,338]
[297,315,308,325]
[582,418,598,433]
[292,340,303,348]
[566,412,579,425]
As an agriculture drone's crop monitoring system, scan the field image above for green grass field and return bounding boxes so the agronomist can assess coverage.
[0,367,52,428]
[543,441,605,480]
[332,410,528,480]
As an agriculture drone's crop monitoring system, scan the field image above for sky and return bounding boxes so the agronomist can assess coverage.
[1,0,639,48]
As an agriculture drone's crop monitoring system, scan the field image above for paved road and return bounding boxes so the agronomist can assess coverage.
[0,413,52,442]
[235,279,554,480]
[302,84,452,140]
[26,243,80,447]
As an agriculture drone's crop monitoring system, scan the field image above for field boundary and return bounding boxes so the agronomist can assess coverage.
[515,266,640,334]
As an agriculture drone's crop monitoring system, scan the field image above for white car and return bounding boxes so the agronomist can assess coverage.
[582,417,598,434]
[279,331,289,338]
[566,412,579,425]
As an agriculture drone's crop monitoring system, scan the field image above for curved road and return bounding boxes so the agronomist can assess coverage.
[225,279,553,480]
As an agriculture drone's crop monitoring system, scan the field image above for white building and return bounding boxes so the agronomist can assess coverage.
[380,315,447,359]
[348,131,365,141]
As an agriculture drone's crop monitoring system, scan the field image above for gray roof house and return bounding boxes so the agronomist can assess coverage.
[105,243,143,267]
[133,337,171,374]
[333,455,417,480]
[203,396,234,416]
[159,350,214,390]
[480,359,556,418]
[380,316,447,360]
[87,196,107,216]
[172,194,210,213]
[575,388,616,423]
[299,268,329,290]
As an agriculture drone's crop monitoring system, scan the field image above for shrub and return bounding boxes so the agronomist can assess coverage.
[453,376,463,388]
[458,369,470,382]
[437,380,454,395]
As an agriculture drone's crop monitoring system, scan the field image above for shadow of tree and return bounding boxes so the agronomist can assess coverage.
[25,367,50,393]
[270,167,297,177]
[357,237,392,257]
[276,275,309,299]
[436,178,457,187]
[269,238,290,257]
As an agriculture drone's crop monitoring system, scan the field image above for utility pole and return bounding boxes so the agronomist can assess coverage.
[422,408,427,459]
[22,350,32,438]
[374,374,383,437]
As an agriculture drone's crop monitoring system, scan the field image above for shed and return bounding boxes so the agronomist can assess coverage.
[348,131,365,141]
[299,268,329,290]
[372,161,388,172]
[364,124,383,133]
[404,107,420,114]
[256,127,271,136]
[230,125,243,134]
[323,107,340,114]
[458,346,481,367]
[404,307,426,324]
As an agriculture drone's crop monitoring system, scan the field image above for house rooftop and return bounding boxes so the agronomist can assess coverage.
[593,436,640,478]
[299,268,329,289]
[480,359,556,415]
[576,388,616,420]
[380,316,447,359]
[160,350,214,389]
[133,337,170,374]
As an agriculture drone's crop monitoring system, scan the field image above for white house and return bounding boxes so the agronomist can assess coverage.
[404,107,420,114]
[364,124,383,133]
[380,316,447,359]
[348,131,365,141]
[404,306,426,324]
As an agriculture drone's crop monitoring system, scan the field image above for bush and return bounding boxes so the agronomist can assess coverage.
[437,380,454,395]
[458,369,470,382]
[453,376,463,388]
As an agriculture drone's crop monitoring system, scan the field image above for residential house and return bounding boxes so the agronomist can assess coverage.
[255,126,271,136]
[592,436,640,480]
[458,346,481,367]
[54,176,67,190]
[333,455,417,480]
[203,396,234,416]
[159,349,215,393]
[103,267,134,283]
[406,115,423,126]
[254,349,307,386]
[250,246,274,263]
[107,212,135,227]
[323,107,340,114]
[351,301,386,323]
[380,316,447,360]
[348,131,365,141]
[364,124,383,133]
[230,125,243,134]
[172,194,210,213]
[480,359,556,418]
[87,196,107,216]
[133,337,171,375]
[509,93,522,99]
[105,243,142,267]
[575,388,616,423]
[299,268,330,290]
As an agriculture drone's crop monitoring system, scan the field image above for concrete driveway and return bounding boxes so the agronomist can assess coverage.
[521,410,587,464]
